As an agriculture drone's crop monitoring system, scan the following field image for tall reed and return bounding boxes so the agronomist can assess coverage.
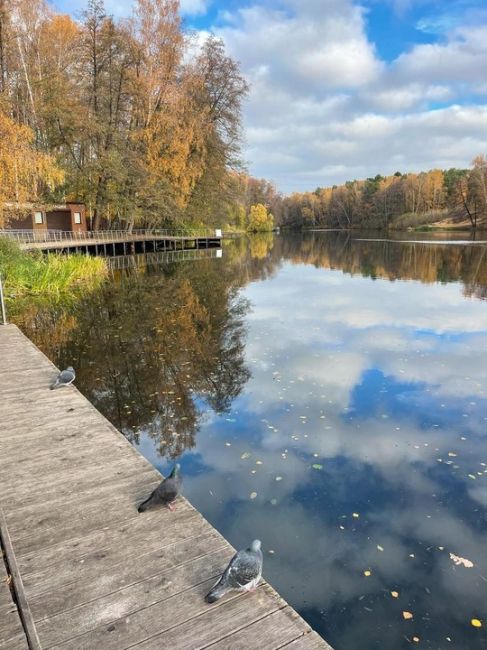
[0,239,107,305]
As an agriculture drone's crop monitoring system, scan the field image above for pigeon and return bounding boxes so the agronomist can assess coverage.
[205,540,263,604]
[51,366,76,390]
[137,463,182,513]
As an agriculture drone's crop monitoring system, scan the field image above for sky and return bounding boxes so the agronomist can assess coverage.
[52,0,487,194]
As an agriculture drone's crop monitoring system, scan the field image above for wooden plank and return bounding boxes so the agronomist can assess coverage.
[125,585,283,650]
[202,607,310,649]
[35,548,231,647]
[0,632,29,649]
[48,583,260,650]
[23,516,204,597]
[28,530,227,621]
[0,602,25,642]
[281,631,334,649]
[4,469,156,526]
[0,510,41,650]
[16,508,199,574]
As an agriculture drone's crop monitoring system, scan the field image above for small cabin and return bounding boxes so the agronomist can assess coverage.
[4,203,88,233]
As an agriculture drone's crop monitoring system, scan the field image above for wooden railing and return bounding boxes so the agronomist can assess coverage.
[0,228,221,244]
[108,247,223,270]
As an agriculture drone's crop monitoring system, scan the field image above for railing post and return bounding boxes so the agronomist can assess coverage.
[0,274,7,325]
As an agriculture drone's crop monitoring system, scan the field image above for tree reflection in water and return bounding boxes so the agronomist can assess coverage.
[17,255,251,458]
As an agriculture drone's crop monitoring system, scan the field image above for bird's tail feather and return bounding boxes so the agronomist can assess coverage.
[137,496,153,513]
[205,581,228,604]
[50,382,59,390]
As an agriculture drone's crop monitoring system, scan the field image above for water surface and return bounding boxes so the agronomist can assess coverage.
[18,233,487,649]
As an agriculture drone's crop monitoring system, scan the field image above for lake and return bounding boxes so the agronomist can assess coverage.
[17,232,487,649]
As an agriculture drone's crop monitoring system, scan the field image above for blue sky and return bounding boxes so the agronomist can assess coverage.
[52,0,487,193]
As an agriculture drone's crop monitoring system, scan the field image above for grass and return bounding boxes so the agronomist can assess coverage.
[0,238,107,307]
[390,209,448,230]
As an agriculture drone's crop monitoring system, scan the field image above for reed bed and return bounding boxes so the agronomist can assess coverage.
[0,239,107,305]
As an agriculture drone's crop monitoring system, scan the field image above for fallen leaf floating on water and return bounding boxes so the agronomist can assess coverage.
[391,591,399,598]
[412,636,420,643]
[250,492,257,500]
[377,545,384,552]
[275,476,283,481]
[449,553,474,568]
[352,513,360,518]
[363,570,372,577]
[448,452,457,457]
[240,452,251,460]
[403,611,413,620]
[471,619,482,628]
[312,464,323,470]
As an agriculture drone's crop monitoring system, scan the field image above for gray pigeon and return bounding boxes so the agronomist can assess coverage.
[51,366,76,390]
[138,463,182,513]
[205,540,263,604]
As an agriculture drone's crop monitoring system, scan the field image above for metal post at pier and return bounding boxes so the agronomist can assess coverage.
[0,275,7,325]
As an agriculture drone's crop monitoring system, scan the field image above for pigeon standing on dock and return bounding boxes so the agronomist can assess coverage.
[137,463,182,513]
[205,540,263,604]
[50,366,76,389]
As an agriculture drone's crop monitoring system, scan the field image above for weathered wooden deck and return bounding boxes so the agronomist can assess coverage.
[0,523,28,649]
[0,324,332,650]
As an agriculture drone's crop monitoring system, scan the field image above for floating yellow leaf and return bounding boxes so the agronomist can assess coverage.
[471,619,482,628]
[450,553,474,568]
[377,545,384,552]
[412,636,420,643]
[391,591,399,598]
[363,570,371,577]
[250,492,257,500]
[352,512,360,518]
[403,611,413,620]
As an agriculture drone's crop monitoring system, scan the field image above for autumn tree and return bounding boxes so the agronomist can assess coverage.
[248,203,274,232]
[0,110,63,224]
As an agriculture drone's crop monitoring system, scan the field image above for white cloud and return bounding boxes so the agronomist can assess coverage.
[210,1,487,192]
[179,0,209,16]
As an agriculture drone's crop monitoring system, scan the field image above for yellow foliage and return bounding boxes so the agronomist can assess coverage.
[0,110,64,223]
[248,203,274,232]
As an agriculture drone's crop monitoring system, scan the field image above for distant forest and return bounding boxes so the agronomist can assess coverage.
[271,158,487,231]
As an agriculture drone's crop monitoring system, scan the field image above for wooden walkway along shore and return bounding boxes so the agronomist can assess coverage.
[0,324,333,650]
[0,230,222,255]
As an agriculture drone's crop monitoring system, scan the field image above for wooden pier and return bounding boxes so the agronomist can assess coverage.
[0,325,332,650]
[0,230,222,256]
